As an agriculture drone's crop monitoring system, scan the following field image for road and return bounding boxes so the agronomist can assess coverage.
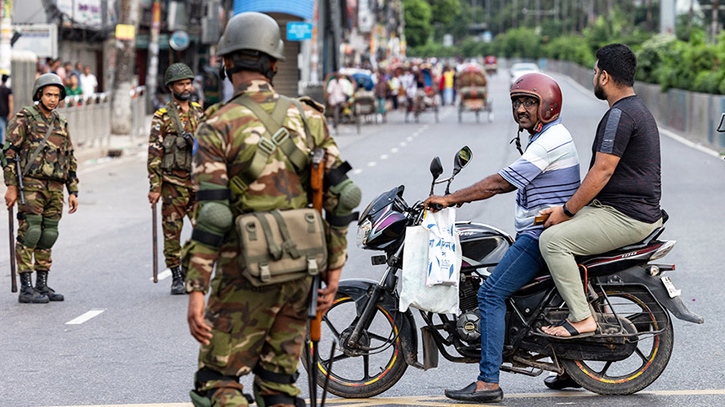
[1,70,725,407]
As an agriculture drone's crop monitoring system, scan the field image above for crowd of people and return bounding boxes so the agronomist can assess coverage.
[36,58,99,101]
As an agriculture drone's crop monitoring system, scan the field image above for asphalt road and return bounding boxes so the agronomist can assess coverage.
[1,70,725,407]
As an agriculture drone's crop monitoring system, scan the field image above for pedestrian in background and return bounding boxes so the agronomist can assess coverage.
[0,74,13,143]
[2,74,79,304]
[147,63,205,295]
[80,66,98,97]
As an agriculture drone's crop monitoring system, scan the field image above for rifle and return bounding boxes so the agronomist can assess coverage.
[307,147,327,407]
[152,202,158,283]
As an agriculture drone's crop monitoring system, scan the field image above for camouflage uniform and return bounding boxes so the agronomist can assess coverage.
[148,100,205,268]
[186,80,349,406]
[2,105,79,275]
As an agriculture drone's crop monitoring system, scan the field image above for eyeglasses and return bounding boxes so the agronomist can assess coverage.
[512,99,538,109]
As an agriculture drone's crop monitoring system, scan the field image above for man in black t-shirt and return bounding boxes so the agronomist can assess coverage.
[537,44,663,345]
[0,74,13,143]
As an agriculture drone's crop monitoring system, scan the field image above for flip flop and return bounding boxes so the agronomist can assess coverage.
[539,319,596,340]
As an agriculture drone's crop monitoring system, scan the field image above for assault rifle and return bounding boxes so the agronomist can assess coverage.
[8,161,25,293]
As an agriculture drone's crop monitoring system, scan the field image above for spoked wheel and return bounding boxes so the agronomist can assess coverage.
[302,292,408,398]
[434,104,439,123]
[562,286,674,395]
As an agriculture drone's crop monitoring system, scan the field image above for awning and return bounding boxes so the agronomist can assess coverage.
[233,0,314,20]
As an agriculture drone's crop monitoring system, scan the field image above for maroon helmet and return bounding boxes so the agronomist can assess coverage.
[510,73,562,124]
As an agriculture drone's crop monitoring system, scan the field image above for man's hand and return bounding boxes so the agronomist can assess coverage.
[68,194,78,214]
[541,205,571,228]
[148,191,161,206]
[5,186,17,210]
[423,195,451,212]
[318,267,342,315]
[187,291,213,345]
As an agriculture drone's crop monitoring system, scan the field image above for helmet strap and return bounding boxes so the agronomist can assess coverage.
[38,99,55,114]
[510,128,524,156]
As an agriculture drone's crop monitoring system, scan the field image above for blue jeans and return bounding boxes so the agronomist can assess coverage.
[0,116,7,144]
[477,233,547,383]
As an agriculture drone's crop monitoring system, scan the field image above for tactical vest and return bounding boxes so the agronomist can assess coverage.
[20,106,73,182]
[161,103,194,172]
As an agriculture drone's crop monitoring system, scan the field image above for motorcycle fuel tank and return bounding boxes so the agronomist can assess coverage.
[457,222,513,268]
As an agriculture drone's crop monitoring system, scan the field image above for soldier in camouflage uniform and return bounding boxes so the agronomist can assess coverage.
[2,74,79,304]
[185,12,360,407]
[148,63,205,295]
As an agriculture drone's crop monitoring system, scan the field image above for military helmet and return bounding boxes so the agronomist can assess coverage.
[216,12,285,61]
[164,63,195,87]
[510,72,562,124]
[32,73,66,102]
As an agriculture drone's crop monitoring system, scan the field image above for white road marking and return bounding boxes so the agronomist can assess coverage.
[149,269,172,281]
[400,142,407,147]
[380,154,389,160]
[390,147,399,153]
[352,169,363,175]
[66,309,105,325]
[367,162,377,167]
[406,136,413,141]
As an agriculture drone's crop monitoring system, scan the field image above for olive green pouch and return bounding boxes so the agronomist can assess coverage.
[236,208,327,286]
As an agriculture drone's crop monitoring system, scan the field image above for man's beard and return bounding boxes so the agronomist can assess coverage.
[174,91,191,101]
[594,76,606,100]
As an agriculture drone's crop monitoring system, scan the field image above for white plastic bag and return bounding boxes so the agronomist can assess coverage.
[423,208,461,286]
[399,221,460,314]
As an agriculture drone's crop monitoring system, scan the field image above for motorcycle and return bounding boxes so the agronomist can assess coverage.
[303,146,703,398]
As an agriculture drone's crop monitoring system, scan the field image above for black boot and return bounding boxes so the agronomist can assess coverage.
[18,273,49,304]
[35,270,64,302]
[170,266,186,295]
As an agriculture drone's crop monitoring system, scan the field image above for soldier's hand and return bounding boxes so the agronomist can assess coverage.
[5,186,17,210]
[68,194,78,214]
[318,267,342,315]
[148,191,161,206]
[188,291,213,345]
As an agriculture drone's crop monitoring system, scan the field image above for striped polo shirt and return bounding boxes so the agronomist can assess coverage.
[498,118,580,238]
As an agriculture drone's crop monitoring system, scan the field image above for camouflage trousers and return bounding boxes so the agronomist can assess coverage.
[16,184,64,274]
[161,182,196,268]
[195,270,312,407]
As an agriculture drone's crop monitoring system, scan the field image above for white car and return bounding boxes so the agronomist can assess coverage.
[509,62,540,86]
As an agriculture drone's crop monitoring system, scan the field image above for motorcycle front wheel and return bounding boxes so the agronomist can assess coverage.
[562,286,674,395]
[302,289,408,398]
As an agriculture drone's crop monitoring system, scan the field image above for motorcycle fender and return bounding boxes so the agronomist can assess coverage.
[337,279,422,368]
[616,268,704,324]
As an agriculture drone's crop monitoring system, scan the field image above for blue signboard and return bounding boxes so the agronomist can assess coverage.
[287,22,313,41]
[233,0,313,20]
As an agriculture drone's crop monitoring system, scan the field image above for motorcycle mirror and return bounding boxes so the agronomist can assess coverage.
[718,113,725,132]
[452,146,473,176]
[430,157,443,181]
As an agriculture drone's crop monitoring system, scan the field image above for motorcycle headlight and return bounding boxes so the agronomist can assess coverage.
[357,218,372,249]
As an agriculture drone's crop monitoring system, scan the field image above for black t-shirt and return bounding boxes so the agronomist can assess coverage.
[0,85,12,117]
[591,95,661,223]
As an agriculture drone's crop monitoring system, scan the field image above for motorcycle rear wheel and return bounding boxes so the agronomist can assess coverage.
[302,290,408,398]
[562,286,674,395]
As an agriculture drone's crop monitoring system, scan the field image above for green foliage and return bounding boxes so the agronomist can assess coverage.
[403,0,433,48]
[545,35,595,68]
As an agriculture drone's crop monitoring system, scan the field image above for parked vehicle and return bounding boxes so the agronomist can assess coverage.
[484,55,498,75]
[458,63,492,123]
[303,147,703,398]
[510,62,540,86]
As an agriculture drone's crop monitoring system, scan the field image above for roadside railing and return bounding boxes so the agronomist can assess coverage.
[57,86,148,149]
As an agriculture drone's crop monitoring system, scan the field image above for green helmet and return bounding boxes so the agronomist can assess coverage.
[32,73,66,101]
[216,12,285,61]
[164,63,194,87]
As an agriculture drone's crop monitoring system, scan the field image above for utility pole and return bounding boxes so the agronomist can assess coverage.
[146,0,161,114]
[0,0,12,75]
[111,0,141,136]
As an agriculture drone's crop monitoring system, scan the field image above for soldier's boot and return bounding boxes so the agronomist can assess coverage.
[170,266,186,295]
[35,270,65,302]
[18,272,49,304]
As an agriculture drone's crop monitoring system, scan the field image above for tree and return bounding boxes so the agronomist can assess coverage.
[403,0,433,47]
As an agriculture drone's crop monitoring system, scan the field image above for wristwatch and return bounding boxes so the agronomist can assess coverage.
[562,203,575,218]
